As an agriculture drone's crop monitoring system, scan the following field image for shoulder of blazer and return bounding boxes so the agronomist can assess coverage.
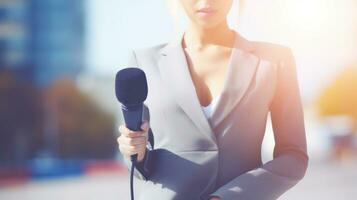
[235,32,295,66]
[132,42,168,62]
[248,40,295,65]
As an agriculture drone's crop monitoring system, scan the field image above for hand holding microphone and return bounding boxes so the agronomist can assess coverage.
[117,121,150,163]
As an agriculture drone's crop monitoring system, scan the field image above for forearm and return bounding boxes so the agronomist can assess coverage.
[209,151,308,200]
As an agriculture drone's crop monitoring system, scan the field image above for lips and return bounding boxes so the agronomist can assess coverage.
[197,7,216,13]
[197,7,217,17]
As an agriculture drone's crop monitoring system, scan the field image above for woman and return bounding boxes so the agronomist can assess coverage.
[117,0,308,199]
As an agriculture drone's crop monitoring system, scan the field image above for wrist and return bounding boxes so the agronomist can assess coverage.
[136,148,148,164]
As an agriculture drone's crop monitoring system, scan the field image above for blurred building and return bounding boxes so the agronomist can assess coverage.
[0,0,85,86]
[0,0,86,165]
[0,0,29,77]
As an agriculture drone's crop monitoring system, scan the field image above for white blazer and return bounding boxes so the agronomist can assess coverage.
[121,30,308,200]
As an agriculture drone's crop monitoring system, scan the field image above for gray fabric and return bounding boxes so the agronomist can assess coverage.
[119,30,308,200]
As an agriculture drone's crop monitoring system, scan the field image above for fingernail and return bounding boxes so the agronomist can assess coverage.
[141,121,149,130]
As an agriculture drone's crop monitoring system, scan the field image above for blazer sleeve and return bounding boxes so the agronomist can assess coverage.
[209,48,309,200]
[121,50,155,181]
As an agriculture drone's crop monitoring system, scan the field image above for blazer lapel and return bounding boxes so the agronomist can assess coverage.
[157,30,259,141]
[199,31,260,130]
[209,47,260,129]
[158,31,217,143]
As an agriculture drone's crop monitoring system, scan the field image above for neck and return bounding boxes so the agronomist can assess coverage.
[183,20,235,49]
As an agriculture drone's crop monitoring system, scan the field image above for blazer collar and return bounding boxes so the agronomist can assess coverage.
[159,30,256,55]
[157,30,260,142]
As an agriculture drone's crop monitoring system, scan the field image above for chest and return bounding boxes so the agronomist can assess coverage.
[183,48,233,107]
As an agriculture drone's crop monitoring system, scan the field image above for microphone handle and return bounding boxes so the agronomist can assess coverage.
[121,104,144,163]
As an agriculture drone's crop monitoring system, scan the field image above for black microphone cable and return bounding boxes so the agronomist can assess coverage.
[130,158,136,200]
[129,128,154,200]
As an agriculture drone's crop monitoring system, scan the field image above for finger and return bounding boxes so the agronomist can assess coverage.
[121,143,147,152]
[117,137,147,150]
[119,124,146,137]
[117,136,121,144]
[118,122,149,134]
[120,143,146,155]
[140,122,149,139]
[119,124,136,135]
[140,121,150,132]
[123,136,147,146]
[118,124,125,135]
[126,131,146,138]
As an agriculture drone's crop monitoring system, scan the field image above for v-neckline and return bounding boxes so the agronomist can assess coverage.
[182,31,238,109]
[157,29,260,142]
[202,94,221,108]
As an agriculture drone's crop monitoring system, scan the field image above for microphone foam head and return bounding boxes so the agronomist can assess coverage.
[115,67,148,105]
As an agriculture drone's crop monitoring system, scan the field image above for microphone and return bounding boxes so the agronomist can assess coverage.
[115,67,148,163]
[115,67,148,200]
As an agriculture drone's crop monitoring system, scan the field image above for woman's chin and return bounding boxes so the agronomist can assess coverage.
[194,20,224,30]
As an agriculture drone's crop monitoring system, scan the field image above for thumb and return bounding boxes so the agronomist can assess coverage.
[141,121,150,132]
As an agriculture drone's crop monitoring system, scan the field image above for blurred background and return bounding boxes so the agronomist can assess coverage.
[0,0,356,199]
